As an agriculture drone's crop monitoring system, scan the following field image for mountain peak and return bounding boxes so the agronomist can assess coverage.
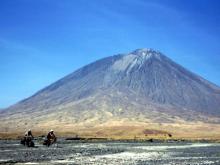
[1,48,220,137]
[131,48,158,54]
[130,48,162,60]
[111,48,163,72]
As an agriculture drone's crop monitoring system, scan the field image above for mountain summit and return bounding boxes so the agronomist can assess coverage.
[1,49,220,138]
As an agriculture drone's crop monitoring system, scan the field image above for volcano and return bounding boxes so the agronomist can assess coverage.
[1,49,220,139]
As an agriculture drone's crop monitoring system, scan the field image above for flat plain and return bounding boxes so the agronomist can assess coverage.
[1,139,220,165]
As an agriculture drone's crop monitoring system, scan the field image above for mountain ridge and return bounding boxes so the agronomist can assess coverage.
[1,48,220,138]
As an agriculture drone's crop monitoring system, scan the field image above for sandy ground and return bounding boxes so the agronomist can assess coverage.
[0,139,220,165]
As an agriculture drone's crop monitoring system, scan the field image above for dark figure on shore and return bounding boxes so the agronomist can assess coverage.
[43,129,57,147]
[20,129,35,147]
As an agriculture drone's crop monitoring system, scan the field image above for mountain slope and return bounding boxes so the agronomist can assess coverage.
[1,48,220,138]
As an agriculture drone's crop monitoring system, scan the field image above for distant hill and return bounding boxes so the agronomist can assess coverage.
[1,49,220,139]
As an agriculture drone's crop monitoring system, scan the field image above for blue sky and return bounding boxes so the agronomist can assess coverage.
[0,0,220,108]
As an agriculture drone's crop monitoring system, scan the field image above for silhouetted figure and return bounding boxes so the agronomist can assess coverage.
[43,129,57,147]
[21,129,34,147]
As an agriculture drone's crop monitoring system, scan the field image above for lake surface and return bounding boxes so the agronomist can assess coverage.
[0,140,220,164]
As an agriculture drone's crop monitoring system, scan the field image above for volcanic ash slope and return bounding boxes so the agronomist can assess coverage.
[1,49,220,138]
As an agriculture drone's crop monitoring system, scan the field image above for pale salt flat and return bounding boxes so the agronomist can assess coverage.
[133,143,216,151]
[96,151,170,160]
[1,141,220,165]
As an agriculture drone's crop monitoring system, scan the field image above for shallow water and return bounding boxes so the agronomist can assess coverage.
[0,140,220,165]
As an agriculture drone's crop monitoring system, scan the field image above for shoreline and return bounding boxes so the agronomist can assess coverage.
[0,136,220,143]
[1,131,220,142]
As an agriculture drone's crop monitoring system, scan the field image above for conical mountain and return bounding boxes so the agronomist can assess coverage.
[1,49,220,138]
